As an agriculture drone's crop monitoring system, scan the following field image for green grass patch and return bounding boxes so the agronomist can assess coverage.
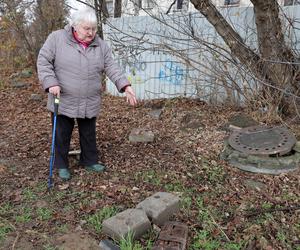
[280,189,298,202]
[37,207,53,221]
[261,201,273,210]
[86,206,119,233]
[180,195,193,215]
[164,180,185,192]
[34,182,48,193]
[0,223,13,242]
[203,164,225,184]
[191,196,245,249]
[56,223,69,234]
[191,229,244,250]
[16,207,32,223]
[63,203,76,212]
[47,190,67,203]
[196,197,213,229]
[119,231,143,250]
[224,242,244,250]
[191,229,221,250]
[0,202,13,216]
[139,229,157,250]
[23,187,38,201]
[134,169,162,185]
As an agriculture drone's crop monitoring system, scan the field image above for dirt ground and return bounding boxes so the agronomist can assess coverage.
[0,75,299,250]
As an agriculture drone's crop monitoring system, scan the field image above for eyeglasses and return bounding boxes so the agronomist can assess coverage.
[81,26,97,33]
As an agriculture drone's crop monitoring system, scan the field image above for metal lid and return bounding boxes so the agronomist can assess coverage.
[228,125,296,155]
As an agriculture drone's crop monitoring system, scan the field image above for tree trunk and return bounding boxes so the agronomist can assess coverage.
[190,0,299,114]
[94,0,109,39]
[114,0,122,18]
[251,0,295,87]
[100,0,109,18]
[190,0,262,78]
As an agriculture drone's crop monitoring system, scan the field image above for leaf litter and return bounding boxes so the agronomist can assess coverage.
[0,76,299,249]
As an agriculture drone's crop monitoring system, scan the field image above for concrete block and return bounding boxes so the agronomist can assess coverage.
[99,239,120,250]
[102,209,151,240]
[136,192,180,226]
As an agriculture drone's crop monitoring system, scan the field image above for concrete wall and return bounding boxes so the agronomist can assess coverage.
[103,6,300,103]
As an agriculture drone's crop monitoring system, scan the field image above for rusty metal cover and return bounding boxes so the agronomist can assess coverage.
[228,125,296,155]
[152,222,188,250]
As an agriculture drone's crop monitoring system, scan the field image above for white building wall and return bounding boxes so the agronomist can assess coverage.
[111,0,295,17]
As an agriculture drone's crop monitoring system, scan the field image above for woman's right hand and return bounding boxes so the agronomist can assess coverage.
[49,86,61,98]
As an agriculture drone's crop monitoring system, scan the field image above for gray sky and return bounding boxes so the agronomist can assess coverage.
[67,0,88,13]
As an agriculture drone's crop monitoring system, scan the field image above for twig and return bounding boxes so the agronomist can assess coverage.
[208,211,230,242]
[245,205,300,218]
[166,0,176,14]
[11,232,19,250]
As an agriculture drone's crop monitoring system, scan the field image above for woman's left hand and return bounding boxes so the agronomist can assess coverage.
[125,86,137,106]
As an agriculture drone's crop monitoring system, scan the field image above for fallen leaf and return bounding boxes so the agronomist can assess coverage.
[58,183,69,190]
[0,164,7,173]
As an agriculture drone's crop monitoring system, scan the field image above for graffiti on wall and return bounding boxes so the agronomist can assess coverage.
[158,59,186,85]
[114,52,147,85]
[113,44,188,87]
[128,75,143,85]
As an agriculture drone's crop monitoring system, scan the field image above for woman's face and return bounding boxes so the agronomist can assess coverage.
[74,22,97,43]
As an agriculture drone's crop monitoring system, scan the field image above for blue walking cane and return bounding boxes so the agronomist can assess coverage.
[48,96,60,189]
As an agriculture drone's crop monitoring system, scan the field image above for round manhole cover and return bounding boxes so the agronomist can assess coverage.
[228,125,296,155]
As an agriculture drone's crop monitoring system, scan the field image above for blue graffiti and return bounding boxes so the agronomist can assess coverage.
[158,60,185,85]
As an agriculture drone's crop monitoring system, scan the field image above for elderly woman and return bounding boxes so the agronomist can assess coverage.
[37,8,137,180]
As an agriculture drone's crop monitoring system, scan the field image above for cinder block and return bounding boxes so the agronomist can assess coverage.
[102,209,151,240]
[136,192,180,226]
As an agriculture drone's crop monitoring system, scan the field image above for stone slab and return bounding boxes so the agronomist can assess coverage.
[244,179,267,191]
[293,141,300,152]
[228,113,259,129]
[129,128,155,143]
[102,209,151,240]
[11,81,27,88]
[149,109,163,119]
[136,192,180,226]
[181,112,204,130]
[30,94,43,101]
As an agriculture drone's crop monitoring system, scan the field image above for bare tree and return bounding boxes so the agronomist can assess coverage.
[190,0,299,115]
[114,0,122,18]
[0,0,69,69]
[0,0,36,67]
[31,0,69,58]
[105,0,299,117]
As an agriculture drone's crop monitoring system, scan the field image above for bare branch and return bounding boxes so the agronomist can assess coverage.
[166,0,176,15]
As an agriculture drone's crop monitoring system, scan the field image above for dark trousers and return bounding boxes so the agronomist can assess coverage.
[53,114,98,169]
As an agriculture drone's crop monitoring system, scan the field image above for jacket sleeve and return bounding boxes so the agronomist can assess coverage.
[37,32,59,92]
[103,42,130,93]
